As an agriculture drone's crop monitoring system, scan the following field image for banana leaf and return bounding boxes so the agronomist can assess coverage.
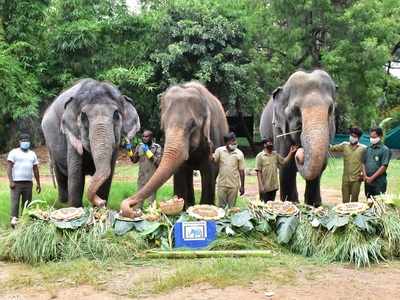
[231,210,252,227]
[114,219,136,236]
[276,215,299,244]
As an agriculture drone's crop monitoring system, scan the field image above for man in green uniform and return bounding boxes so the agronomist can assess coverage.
[362,127,391,198]
[213,132,245,208]
[128,130,162,206]
[255,138,297,202]
[330,127,366,202]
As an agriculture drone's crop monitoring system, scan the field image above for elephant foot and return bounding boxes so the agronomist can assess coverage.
[120,197,142,218]
[91,195,106,208]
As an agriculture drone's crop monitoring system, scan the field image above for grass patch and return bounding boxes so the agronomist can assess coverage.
[128,254,310,296]
[2,258,112,291]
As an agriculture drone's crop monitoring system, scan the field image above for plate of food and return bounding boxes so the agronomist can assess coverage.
[265,201,299,216]
[334,202,369,215]
[115,209,143,222]
[50,207,84,221]
[160,196,184,215]
[187,204,225,220]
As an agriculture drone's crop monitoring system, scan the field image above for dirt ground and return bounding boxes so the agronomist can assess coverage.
[1,261,400,300]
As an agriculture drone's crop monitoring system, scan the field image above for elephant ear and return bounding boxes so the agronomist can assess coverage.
[121,95,140,140]
[61,97,84,155]
[271,86,287,133]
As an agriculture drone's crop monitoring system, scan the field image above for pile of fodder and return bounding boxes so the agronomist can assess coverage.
[0,219,148,265]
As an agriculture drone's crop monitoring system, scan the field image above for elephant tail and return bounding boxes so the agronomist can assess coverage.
[48,154,57,189]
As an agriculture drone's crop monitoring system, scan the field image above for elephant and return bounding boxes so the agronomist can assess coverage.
[259,70,336,207]
[41,79,140,207]
[121,81,229,217]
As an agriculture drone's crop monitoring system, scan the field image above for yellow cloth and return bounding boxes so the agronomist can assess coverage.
[330,142,366,182]
[213,146,245,188]
[255,151,285,192]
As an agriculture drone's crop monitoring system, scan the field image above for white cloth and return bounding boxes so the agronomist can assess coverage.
[7,148,38,181]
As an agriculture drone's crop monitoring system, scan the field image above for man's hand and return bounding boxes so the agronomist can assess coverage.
[36,184,41,194]
[289,145,299,154]
[240,186,245,196]
[10,181,15,189]
[142,144,149,152]
[365,176,374,184]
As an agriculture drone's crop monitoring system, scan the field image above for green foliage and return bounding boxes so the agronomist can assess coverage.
[0,0,399,151]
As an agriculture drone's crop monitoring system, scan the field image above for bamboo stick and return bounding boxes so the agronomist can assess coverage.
[143,250,273,259]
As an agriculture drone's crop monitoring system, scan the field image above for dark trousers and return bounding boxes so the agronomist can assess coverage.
[10,181,33,218]
[365,183,387,198]
[260,190,278,202]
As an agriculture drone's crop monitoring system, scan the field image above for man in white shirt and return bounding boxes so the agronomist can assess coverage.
[7,133,41,228]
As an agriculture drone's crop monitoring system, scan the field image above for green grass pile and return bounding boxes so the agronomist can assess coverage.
[289,218,322,257]
[380,210,400,257]
[208,232,278,251]
[315,222,385,267]
[0,219,148,265]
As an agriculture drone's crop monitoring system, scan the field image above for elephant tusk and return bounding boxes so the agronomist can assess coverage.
[276,129,302,138]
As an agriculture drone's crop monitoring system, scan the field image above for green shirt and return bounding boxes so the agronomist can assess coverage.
[330,142,366,182]
[362,142,391,187]
[255,151,285,192]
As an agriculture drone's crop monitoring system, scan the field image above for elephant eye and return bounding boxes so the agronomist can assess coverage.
[113,110,120,121]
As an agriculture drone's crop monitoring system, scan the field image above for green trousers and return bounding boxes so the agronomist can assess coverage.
[342,180,361,203]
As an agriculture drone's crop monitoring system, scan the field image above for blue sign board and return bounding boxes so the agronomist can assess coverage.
[174,221,217,249]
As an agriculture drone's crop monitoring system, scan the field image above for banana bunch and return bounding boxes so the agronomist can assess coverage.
[248,199,270,220]
[144,201,161,222]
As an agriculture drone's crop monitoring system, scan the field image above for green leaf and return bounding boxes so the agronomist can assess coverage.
[51,209,90,230]
[276,216,299,244]
[134,221,161,236]
[231,210,252,227]
[255,220,272,234]
[353,214,376,234]
[114,219,135,236]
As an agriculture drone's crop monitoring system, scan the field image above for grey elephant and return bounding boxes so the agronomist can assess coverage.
[41,79,140,207]
[120,82,229,218]
[260,70,336,207]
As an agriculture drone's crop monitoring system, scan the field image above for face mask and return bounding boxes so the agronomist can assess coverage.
[370,137,380,145]
[349,136,358,145]
[20,141,30,150]
[228,144,238,151]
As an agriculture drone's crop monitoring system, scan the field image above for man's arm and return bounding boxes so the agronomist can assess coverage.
[256,171,264,193]
[281,145,298,165]
[238,154,245,195]
[329,143,345,152]
[130,145,140,163]
[33,164,41,193]
[239,169,245,196]
[7,161,15,189]
[153,145,162,167]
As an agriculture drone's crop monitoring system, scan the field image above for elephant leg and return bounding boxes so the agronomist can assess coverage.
[54,163,68,203]
[279,159,299,203]
[173,164,194,208]
[67,145,84,207]
[305,176,322,207]
[199,160,216,205]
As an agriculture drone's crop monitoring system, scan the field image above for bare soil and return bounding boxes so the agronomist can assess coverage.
[1,262,400,300]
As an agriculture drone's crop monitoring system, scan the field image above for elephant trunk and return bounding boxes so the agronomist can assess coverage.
[87,122,114,207]
[295,106,329,181]
[120,128,187,217]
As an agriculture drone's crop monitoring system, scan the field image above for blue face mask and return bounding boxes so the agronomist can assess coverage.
[20,141,30,150]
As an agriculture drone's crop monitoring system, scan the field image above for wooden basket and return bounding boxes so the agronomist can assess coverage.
[160,198,184,215]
